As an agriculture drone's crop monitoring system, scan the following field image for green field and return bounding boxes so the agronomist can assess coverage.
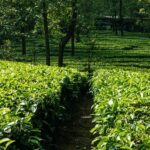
[0,61,87,149]
[1,0,150,149]
[0,31,150,149]
[91,69,150,149]
[7,31,150,71]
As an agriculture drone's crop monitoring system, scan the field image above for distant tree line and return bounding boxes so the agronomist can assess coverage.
[95,17,150,33]
[94,0,150,35]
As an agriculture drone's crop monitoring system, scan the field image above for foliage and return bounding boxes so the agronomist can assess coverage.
[91,69,150,150]
[0,0,36,39]
[0,61,87,149]
[0,40,15,60]
[0,138,15,150]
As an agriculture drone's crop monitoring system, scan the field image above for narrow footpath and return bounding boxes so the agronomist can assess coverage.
[58,93,93,150]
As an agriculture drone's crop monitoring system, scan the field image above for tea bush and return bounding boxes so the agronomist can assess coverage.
[0,61,87,149]
[91,69,150,150]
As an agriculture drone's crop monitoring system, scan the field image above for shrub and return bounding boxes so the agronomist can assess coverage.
[0,61,87,149]
[91,69,150,150]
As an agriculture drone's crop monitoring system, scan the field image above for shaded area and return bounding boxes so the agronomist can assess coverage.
[1,31,150,70]
[56,93,93,150]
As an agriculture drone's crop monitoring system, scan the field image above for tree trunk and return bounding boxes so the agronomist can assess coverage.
[58,35,70,67]
[71,0,77,57]
[58,40,64,67]
[119,0,124,36]
[76,28,80,42]
[58,0,77,67]
[112,11,118,35]
[21,35,26,55]
[141,17,144,33]
[42,0,50,66]
[71,33,75,56]
[114,11,118,35]
[21,27,26,56]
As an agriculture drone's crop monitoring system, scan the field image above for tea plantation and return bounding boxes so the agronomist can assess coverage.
[91,69,150,150]
[0,61,87,149]
[1,31,150,150]
[0,60,150,150]
[0,0,150,149]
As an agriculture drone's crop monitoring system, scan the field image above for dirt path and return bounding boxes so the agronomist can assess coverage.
[58,93,93,150]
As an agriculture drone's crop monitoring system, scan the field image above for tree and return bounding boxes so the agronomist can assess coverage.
[119,0,124,36]
[0,0,36,55]
[58,0,78,67]
[58,0,96,66]
[42,0,50,66]
[71,0,77,57]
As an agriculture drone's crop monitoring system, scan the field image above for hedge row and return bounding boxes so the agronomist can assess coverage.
[0,61,87,150]
[91,69,150,150]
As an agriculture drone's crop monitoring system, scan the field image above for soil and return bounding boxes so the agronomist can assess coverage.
[57,93,93,150]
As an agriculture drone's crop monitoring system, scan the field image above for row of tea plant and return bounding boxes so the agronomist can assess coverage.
[0,61,87,149]
[91,69,150,150]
